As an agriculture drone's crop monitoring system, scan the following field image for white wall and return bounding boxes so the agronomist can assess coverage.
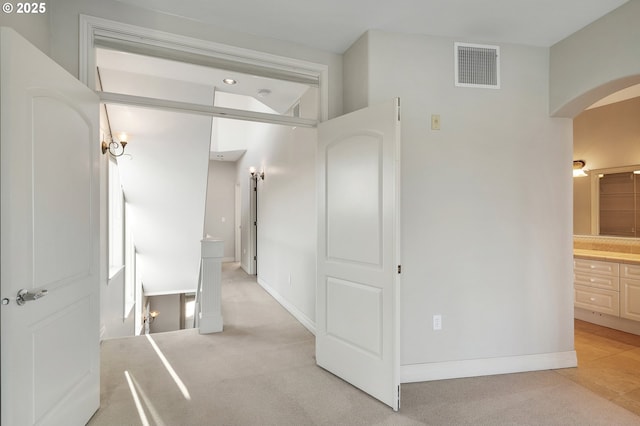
[0,11,49,54]
[343,32,369,114]
[97,117,137,339]
[550,0,640,117]
[236,119,317,329]
[573,177,591,235]
[348,30,575,375]
[204,160,237,260]
[101,269,135,338]
[115,107,211,295]
[149,294,181,333]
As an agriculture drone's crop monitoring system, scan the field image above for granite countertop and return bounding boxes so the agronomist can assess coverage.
[574,249,640,265]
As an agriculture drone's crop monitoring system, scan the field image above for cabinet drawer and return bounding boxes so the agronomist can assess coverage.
[574,259,619,277]
[574,284,619,316]
[621,263,640,280]
[574,273,619,291]
[620,278,640,322]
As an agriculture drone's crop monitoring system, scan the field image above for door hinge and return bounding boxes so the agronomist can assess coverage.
[254,255,257,261]
[397,384,401,409]
[397,265,402,274]
[397,98,401,122]
[254,221,257,226]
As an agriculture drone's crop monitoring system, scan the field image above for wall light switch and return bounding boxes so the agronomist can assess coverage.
[431,114,441,130]
[433,314,442,330]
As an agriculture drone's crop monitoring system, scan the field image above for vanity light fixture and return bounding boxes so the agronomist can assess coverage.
[102,132,129,158]
[573,160,588,177]
[223,78,237,85]
[249,166,265,181]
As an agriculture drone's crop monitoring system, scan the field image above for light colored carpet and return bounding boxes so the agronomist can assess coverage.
[89,263,640,425]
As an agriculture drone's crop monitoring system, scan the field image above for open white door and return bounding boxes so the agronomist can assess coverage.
[316,98,401,410]
[1,28,100,425]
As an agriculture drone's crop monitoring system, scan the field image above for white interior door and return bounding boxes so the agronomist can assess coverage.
[0,28,100,425]
[316,98,401,410]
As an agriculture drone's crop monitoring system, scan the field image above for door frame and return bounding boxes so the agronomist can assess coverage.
[248,174,258,275]
[78,13,329,313]
[235,183,242,262]
[78,15,329,123]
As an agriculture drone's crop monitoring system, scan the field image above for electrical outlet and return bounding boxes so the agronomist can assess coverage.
[433,314,442,330]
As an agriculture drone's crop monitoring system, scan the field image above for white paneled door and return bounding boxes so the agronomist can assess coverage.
[316,99,401,410]
[0,28,100,425]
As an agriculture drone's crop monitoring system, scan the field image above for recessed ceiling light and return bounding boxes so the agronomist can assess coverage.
[257,89,272,98]
[223,78,237,85]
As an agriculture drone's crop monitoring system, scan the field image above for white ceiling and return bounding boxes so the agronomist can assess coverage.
[116,0,628,53]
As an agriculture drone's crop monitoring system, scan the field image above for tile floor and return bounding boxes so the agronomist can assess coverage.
[558,319,640,416]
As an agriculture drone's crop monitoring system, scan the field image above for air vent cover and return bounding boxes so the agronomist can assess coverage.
[455,42,500,89]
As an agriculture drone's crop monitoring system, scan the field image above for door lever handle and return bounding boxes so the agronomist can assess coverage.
[16,288,48,306]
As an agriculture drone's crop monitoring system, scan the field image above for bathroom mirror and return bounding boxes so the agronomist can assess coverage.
[573,95,640,238]
[575,165,640,237]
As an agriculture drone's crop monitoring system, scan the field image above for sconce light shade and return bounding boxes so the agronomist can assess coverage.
[249,166,265,181]
[573,160,587,177]
[145,310,160,324]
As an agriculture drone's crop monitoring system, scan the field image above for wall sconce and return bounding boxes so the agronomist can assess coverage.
[573,160,588,177]
[102,132,129,158]
[249,166,265,181]
[144,310,159,324]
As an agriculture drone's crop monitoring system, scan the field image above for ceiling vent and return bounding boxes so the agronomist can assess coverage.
[454,42,500,89]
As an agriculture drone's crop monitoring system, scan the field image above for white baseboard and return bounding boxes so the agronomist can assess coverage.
[222,257,235,263]
[401,351,577,383]
[575,308,640,335]
[100,324,106,342]
[257,277,316,335]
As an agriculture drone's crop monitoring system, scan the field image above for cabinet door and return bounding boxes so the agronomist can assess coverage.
[621,263,640,280]
[574,273,619,291]
[620,278,640,321]
[574,285,620,316]
[574,259,619,277]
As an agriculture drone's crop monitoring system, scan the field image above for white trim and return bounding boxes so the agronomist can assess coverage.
[99,91,317,128]
[257,277,316,335]
[144,289,197,297]
[79,15,329,121]
[400,351,577,383]
[222,257,236,263]
[108,264,125,282]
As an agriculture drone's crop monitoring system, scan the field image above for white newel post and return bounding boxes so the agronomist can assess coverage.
[199,238,224,334]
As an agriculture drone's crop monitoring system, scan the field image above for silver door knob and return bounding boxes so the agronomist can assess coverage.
[16,288,48,306]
